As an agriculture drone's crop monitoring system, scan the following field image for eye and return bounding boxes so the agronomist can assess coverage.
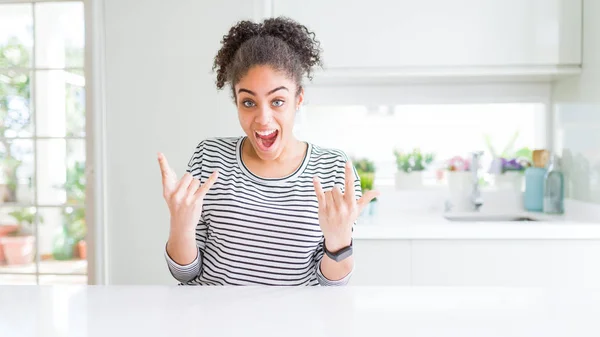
[242,100,255,108]
[272,99,285,107]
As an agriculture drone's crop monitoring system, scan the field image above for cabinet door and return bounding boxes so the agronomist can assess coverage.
[411,240,600,287]
[349,240,411,286]
[273,0,581,68]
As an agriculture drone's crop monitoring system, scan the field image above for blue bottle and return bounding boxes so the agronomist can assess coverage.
[524,167,547,212]
[543,154,564,214]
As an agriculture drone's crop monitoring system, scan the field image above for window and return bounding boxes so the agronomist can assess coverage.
[0,1,86,285]
[297,103,546,187]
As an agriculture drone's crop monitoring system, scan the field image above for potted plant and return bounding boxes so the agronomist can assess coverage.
[0,221,18,264]
[0,207,43,265]
[48,160,86,261]
[353,158,377,218]
[393,148,435,189]
[485,132,532,191]
[444,155,475,212]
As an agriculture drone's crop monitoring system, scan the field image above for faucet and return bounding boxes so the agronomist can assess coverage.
[470,151,484,211]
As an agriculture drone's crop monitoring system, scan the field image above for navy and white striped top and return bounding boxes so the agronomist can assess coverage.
[164,136,361,286]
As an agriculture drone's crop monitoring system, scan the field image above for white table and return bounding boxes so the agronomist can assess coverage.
[2,285,600,337]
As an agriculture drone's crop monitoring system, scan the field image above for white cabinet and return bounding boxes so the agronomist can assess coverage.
[349,240,411,286]
[411,240,600,287]
[273,0,581,70]
[354,239,600,287]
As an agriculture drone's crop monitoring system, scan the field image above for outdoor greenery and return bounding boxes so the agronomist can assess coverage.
[0,38,32,202]
[1,37,86,259]
[63,160,86,243]
[8,207,43,236]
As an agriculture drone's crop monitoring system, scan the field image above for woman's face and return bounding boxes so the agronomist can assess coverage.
[235,65,303,161]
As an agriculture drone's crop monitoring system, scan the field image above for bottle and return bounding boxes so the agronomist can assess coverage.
[543,153,564,214]
[524,150,549,212]
[524,166,546,212]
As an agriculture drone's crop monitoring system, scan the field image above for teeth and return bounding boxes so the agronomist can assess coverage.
[256,129,277,136]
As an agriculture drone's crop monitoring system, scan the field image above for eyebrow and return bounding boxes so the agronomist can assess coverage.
[237,86,289,96]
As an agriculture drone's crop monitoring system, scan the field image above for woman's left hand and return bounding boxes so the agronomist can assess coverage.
[313,161,379,252]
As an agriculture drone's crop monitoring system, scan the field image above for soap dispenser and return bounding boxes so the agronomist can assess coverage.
[543,153,564,214]
[524,150,548,212]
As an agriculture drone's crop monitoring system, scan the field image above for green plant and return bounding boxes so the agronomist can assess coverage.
[0,156,21,202]
[7,207,43,236]
[484,131,532,162]
[351,157,377,203]
[353,158,375,173]
[359,172,375,192]
[1,39,31,202]
[62,161,86,242]
[65,161,86,204]
[394,148,435,173]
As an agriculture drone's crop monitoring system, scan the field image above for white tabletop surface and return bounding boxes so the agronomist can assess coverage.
[2,285,600,337]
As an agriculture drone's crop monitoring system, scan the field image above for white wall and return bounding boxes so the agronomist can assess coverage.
[102,0,250,284]
[552,0,600,204]
[96,0,579,284]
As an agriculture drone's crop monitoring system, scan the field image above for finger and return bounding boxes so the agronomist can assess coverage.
[324,191,334,211]
[332,185,344,209]
[195,170,219,199]
[186,178,201,203]
[313,176,326,208]
[174,173,194,199]
[357,190,380,213]
[157,152,177,191]
[344,161,356,203]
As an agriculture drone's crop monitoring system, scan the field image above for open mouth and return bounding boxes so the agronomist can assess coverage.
[254,129,279,152]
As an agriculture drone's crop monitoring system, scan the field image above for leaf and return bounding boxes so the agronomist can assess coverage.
[500,130,520,158]
[483,134,497,158]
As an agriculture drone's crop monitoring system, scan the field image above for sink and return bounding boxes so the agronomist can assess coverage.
[443,213,538,222]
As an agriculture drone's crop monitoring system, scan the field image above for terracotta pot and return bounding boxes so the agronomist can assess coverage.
[0,225,19,264]
[0,235,35,265]
[77,240,87,260]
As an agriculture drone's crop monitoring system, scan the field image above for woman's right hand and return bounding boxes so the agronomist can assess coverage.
[158,152,218,234]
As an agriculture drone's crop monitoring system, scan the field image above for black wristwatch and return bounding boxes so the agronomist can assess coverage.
[323,239,353,262]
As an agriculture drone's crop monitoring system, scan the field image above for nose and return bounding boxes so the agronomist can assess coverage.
[255,105,273,125]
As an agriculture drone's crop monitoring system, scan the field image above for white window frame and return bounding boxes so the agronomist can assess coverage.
[0,0,104,285]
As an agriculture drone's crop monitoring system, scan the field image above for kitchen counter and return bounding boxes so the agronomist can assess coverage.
[2,285,600,337]
[353,212,600,240]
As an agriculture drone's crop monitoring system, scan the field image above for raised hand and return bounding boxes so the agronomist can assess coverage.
[312,161,379,251]
[158,152,218,234]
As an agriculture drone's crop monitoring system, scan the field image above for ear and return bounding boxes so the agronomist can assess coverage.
[296,86,304,110]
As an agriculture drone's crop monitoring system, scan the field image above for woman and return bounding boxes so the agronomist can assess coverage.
[158,17,378,286]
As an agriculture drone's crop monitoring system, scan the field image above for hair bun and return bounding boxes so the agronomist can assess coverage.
[260,17,322,76]
[213,16,322,92]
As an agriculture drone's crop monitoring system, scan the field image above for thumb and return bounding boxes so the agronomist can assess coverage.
[357,190,380,213]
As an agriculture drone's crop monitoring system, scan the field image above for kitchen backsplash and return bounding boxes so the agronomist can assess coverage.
[554,103,600,204]
[552,0,600,206]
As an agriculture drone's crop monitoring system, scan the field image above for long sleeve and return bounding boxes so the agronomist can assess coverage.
[164,245,202,283]
[313,152,362,286]
[314,239,355,286]
[164,140,208,284]
[164,218,208,283]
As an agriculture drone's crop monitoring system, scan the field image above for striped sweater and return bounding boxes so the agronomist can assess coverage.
[164,136,361,286]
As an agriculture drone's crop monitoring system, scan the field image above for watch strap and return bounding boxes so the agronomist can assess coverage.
[323,239,353,262]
